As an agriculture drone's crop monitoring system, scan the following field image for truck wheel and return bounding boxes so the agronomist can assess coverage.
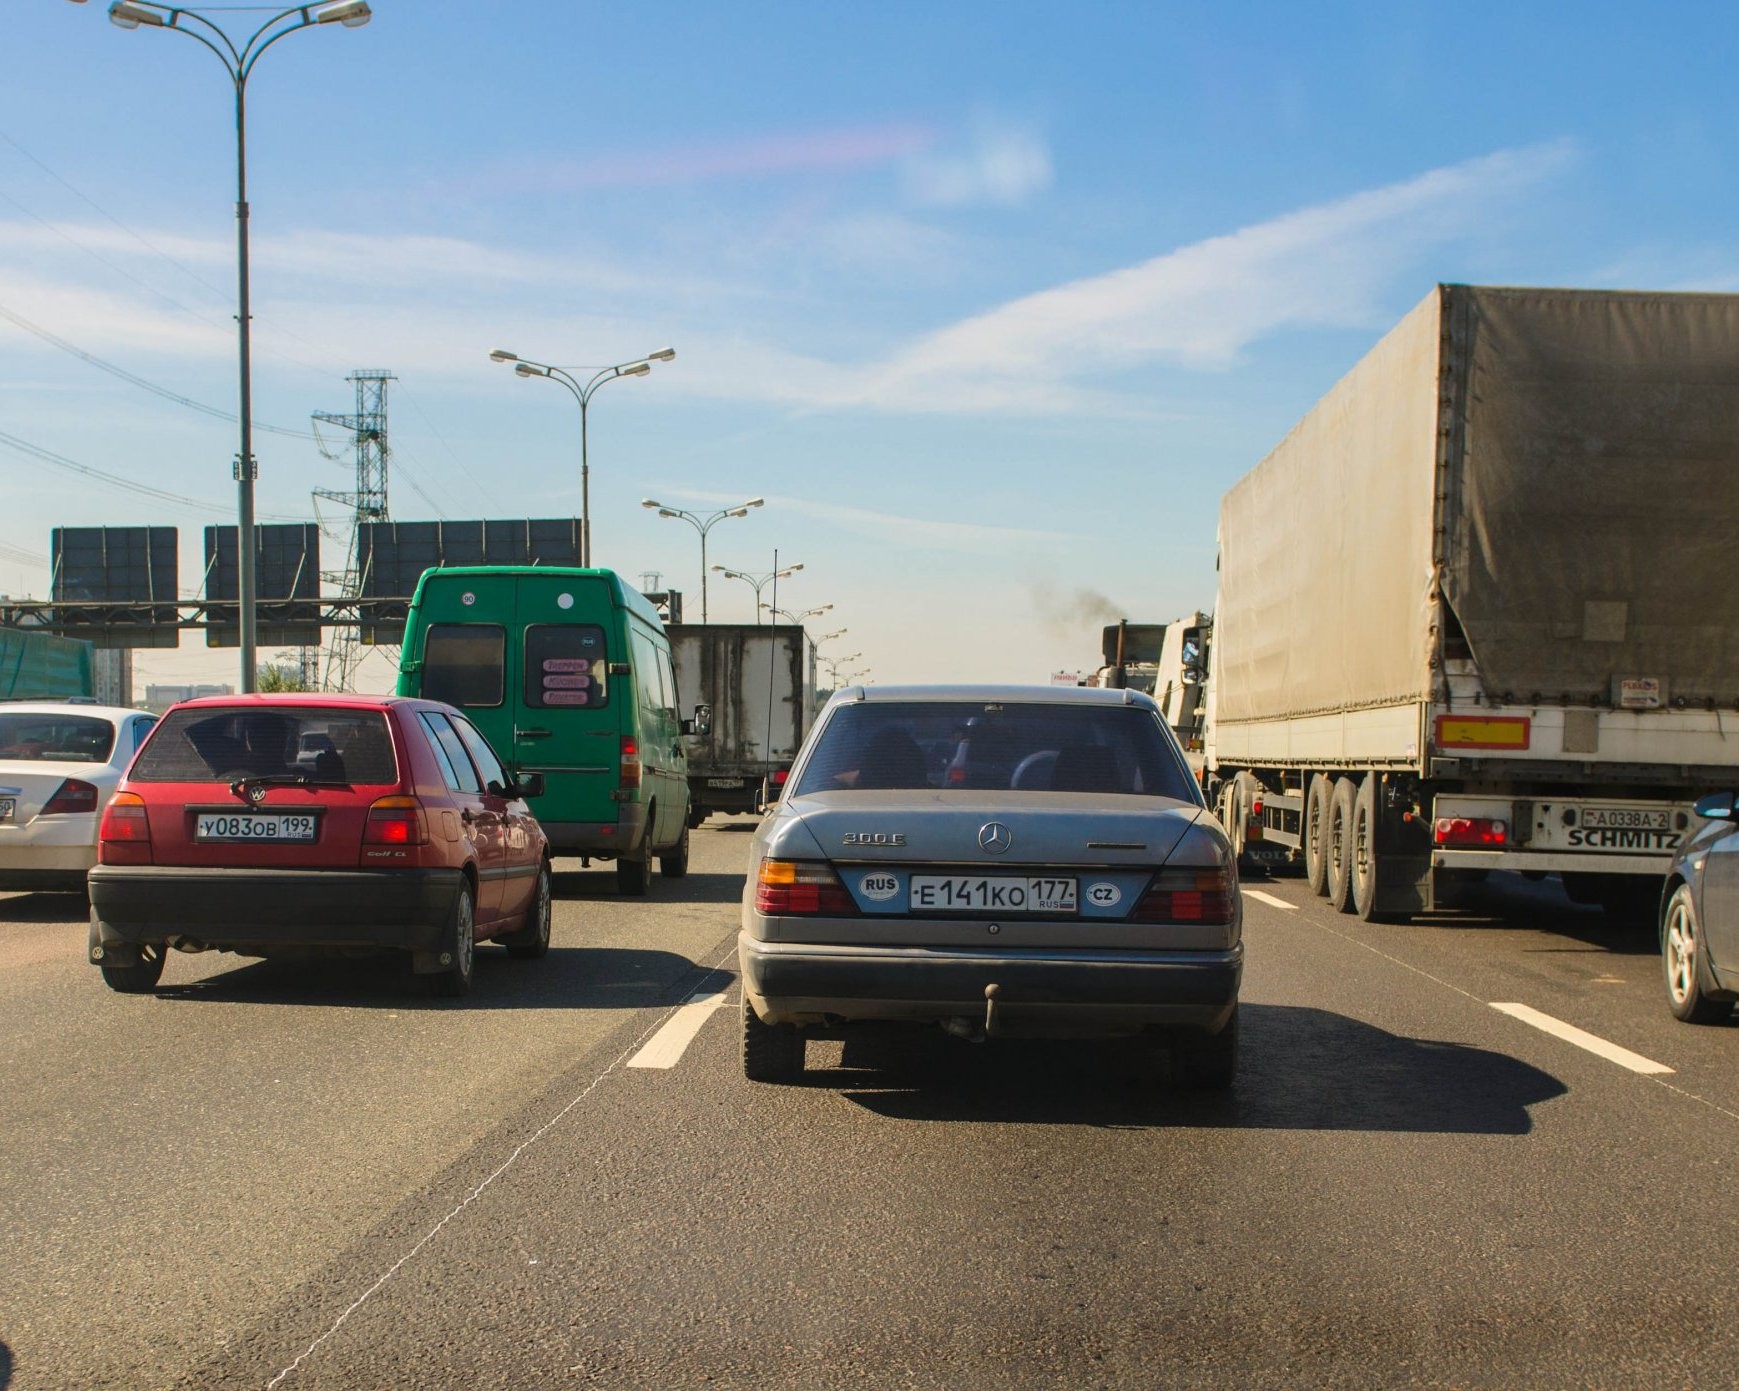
[660,824,690,879]
[1662,884,1735,1024]
[1304,776,1333,897]
[1351,774,1382,920]
[1326,777,1357,913]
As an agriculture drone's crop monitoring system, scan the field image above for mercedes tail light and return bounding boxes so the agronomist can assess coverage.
[1131,866,1237,924]
[755,859,858,916]
[620,736,642,791]
[363,795,429,846]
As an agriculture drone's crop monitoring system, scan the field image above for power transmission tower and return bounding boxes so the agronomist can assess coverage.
[310,369,395,691]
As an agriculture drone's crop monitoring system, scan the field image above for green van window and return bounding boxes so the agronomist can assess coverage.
[423,625,505,708]
[525,624,609,709]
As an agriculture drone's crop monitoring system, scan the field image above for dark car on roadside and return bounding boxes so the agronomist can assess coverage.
[1660,790,1739,1023]
[87,693,551,998]
[738,684,1242,1088]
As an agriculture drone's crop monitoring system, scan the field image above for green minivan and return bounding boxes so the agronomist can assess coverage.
[395,566,705,895]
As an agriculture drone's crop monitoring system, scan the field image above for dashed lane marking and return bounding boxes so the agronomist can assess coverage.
[1242,888,1296,911]
[627,982,734,1069]
[1490,1001,1674,1075]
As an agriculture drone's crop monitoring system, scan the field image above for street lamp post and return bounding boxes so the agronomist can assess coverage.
[641,496,763,622]
[711,563,803,624]
[490,347,675,567]
[770,604,833,626]
[88,0,372,692]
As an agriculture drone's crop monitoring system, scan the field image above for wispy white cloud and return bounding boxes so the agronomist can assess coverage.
[658,487,1073,553]
[902,118,1054,208]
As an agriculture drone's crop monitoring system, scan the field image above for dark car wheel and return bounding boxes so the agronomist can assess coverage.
[616,853,652,896]
[100,941,167,994]
[741,994,803,1083]
[431,882,476,997]
[660,824,690,879]
[505,862,552,960]
[1171,1008,1237,1091]
[1662,884,1734,1024]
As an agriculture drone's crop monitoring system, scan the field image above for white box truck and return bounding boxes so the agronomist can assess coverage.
[1205,284,1739,923]
[668,624,816,825]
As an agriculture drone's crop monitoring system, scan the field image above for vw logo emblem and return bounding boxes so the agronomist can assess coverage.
[247,783,268,804]
[978,821,1012,855]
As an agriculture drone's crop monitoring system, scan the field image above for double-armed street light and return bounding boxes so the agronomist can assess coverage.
[489,347,675,567]
[81,0,372,691]
[711,563,802,624]
[641,496,763,622]
[770,604,833,625]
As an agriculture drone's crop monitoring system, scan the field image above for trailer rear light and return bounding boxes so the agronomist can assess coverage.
[1131,866,1237,924]
[1434,816,1507,847]
[1246,796,1263,841]
[620,736,642,791]
[98,791,152,865]
[364,795,429,845]
[754,858,858,916]
[768,768,789,789]
[41,779,100,816]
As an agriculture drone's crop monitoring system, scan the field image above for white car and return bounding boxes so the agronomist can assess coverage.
[0,702,159,893]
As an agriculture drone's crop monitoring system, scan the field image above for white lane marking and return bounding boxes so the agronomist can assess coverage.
[1490,1002,1674,1075]
[627,984,732,1069]
[1242,888,1296,911]
[268,947,738,1389]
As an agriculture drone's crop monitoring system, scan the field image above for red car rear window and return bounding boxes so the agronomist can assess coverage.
[131,707,398,785]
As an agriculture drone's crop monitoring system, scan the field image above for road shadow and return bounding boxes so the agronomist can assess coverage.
[0,1338,11,1390]
[150,945,712,1012]
[0,891,86,923]
[551,867,744,905]
[1417,871,1660,957]
[827,1003,1565,1133]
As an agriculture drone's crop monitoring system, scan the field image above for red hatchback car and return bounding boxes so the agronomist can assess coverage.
[87,694,551,998]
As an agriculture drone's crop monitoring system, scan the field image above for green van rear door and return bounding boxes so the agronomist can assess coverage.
[407,570,622,830]
[511,573,621,828]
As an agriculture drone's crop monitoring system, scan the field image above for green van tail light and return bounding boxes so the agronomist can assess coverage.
[620,736,642,791]
[364,795,429,846]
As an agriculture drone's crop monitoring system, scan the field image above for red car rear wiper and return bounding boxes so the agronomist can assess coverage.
[228,772,352,800]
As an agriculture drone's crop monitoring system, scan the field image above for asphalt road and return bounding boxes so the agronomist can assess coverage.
[3,830,1737,1390]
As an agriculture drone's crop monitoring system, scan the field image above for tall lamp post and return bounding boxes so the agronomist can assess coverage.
[88,0,372,692]
[641,496,763,622]
[490,347,675,567]
[711,563,803,624]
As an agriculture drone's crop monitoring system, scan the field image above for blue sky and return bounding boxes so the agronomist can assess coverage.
[5,1,1739,693]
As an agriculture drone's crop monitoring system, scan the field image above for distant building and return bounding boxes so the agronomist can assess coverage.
[143,682,233,714]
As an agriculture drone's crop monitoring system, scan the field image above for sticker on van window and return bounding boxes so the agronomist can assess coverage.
[543,675,589,689]
[543,659,589,672]
[544,691,590,706]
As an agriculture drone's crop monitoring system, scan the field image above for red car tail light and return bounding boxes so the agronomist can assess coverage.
[363,795,430,846]
[99,791,152,865]
[1434,816,1507,847]
[1131,866,1237,924]
[620,736,642,791]
[41,779,100,816]
[755,859,858,916]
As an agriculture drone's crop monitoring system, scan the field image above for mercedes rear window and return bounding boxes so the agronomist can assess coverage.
[792,701,1199,800]
[130,708,398,785]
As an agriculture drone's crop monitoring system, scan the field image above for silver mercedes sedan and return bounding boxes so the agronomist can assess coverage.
[738,684,1242,1089]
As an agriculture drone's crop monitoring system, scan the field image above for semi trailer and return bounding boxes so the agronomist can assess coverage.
[1202,284,1739,922]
